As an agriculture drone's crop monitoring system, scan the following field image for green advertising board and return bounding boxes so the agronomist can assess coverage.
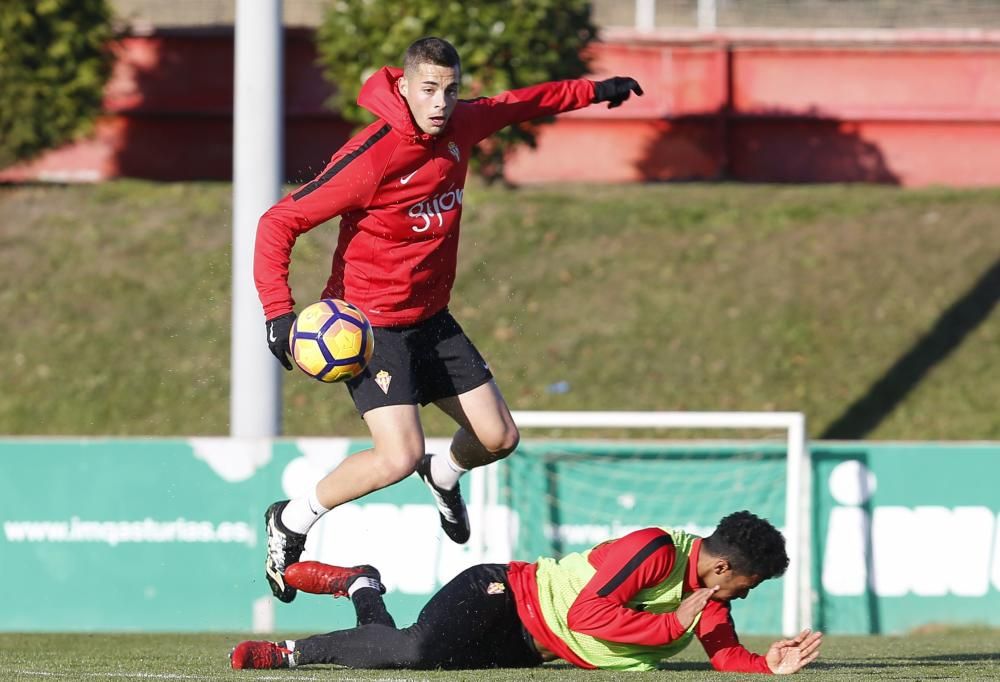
[0,437,788,635]
[0,438,267,631]
[0,437,474,633]
[2,438,997,635]
[812,442,1000,634]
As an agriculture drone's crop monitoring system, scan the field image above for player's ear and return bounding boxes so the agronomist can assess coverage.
[397,75,408,99]
[713,558,731,575]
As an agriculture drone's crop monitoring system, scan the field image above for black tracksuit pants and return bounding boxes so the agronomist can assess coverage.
[295,563,544,670]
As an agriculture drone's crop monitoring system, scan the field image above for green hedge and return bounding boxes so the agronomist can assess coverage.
[0,0,113,167]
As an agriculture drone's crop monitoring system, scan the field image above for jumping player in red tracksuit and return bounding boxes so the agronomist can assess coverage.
[253,36,645,604]
[231,511,824,673]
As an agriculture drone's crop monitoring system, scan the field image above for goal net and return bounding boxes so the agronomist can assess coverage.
[488,410,811,636]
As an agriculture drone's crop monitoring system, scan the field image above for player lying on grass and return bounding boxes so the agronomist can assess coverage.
[254,34,643,606]
[231,510,822,673]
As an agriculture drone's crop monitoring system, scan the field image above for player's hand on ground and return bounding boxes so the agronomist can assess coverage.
[592,76,644,108]
[765,628,823,674]
[674,586,718,629]
[265,312,296,370]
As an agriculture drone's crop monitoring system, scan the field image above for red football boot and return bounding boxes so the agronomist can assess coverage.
[285,560,384,597]
[229,640,293,669]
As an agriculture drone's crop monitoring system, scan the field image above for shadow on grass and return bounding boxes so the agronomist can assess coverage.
[822,257,1000,438]
[811,652,998,669]
[909,652,1000,663]
[808,660,891,670]
[657,662,715,671]
[543,662,716,672]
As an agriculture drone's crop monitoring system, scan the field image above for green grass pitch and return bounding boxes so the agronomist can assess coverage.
[1,629,997,680]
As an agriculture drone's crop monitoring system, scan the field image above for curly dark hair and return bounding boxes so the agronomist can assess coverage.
[403,37,461,72]
[702,510,789,579]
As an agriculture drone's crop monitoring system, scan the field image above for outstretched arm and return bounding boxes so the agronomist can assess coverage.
[765,629,823,674]
[463,76,643,143]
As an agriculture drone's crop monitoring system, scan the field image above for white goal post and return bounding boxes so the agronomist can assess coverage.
[507,410,812,637]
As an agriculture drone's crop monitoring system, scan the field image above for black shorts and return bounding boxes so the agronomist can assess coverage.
[345,308,493,416]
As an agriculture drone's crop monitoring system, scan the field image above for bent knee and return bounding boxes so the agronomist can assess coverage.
[483,424,519,458]
[372,449,423,483]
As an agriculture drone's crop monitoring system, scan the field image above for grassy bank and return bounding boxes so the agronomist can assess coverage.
[2,180,998,439]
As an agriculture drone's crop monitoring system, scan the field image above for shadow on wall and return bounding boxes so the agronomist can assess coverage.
[635,107,901,184]
[108,32,235,180]
[110,29,350,183]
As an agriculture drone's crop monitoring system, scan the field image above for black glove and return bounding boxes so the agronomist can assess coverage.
[593,76,644,109]
[265,312,296,371]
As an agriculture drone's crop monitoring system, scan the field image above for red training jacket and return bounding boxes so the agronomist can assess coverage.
[254,66,596,326]
[507,528,774,673]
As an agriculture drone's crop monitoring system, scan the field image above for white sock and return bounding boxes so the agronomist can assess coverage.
[282,640,297,667]
[429,451,466,491]
[348,576,382,598]
[280,488,331,535]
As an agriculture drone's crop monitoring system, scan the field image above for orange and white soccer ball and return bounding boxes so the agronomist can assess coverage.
[289,299,374,382]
